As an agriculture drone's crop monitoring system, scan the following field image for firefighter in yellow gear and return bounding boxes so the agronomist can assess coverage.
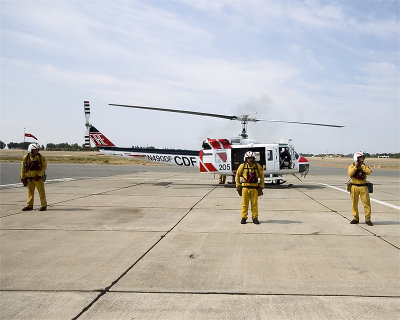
[20,143,47,211]
[348,152,372,226]
[235,151,264,224]
[218,174,226,184]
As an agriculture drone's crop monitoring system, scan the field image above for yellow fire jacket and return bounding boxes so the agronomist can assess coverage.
[20,153,47,179]
[348,163,371,184]
[236,162,264,188]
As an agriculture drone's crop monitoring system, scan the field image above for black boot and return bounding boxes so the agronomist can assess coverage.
[253,218,260,224]
[241,218,247,224]
[22,207,33,211]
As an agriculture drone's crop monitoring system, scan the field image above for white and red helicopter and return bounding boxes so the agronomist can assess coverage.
[84,101,343,184]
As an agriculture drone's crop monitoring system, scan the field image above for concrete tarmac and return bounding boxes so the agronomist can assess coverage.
[0,166,399,319]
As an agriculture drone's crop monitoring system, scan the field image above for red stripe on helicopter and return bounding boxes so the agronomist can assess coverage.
[207,139,221,149]
[219,139,232,149]
[207,138,232,149]
[204,163,218,172]
[199,162,208,172]
[199,150,204,161]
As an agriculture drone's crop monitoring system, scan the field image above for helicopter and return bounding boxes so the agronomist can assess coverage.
[84,101,344,184]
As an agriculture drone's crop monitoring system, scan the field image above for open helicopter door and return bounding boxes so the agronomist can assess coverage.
[266,146,279,172]
[231,147,267,172]
[289,144,296,169]
[278,143,294,169]
[265,145,283,183]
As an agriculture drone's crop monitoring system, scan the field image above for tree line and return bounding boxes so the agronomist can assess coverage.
[1,141,89,151]
[292,152,400,159]
[0,141,156,151]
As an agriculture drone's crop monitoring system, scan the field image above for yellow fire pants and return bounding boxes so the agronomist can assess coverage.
[241,188,259,220]
[26,179,47,208]
[350,185,371,221]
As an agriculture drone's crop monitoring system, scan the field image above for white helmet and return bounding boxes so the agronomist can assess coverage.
[353,152,364,162]
[244,151,255,161]
[28,143,40,153]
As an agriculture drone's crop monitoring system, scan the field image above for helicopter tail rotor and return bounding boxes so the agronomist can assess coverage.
[84,101,91,148]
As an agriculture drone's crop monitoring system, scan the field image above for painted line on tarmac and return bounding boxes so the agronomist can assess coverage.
[0,178,76,189]
[319,183,400,210]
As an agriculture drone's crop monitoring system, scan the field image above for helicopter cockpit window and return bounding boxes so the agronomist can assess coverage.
[202,140,211,150]
[215,152,228,163]
[295,152,299,159]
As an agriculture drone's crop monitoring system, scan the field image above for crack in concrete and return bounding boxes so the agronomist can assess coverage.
[71,183,218,319]
[295,187,400,251]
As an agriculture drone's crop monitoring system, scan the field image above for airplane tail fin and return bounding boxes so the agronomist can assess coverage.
[84,101,115,148]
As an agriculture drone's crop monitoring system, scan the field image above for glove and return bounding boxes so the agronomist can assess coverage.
[21,178,28,187]
[258,187,263,196]
[236,185,242,196]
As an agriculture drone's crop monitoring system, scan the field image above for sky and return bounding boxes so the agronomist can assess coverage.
[1,0,399,154]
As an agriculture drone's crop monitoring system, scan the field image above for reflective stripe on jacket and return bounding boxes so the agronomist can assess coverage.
[20,153,47,179]
[348,163,371,185]
[236,162,264,188]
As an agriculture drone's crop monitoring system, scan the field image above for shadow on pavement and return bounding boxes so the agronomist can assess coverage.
[263,219,302,224]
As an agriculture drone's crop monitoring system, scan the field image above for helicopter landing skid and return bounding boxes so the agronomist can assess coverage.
[265,176,286,185]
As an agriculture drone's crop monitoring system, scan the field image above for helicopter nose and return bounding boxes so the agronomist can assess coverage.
[299,156,308,163]
[299,156,310,173]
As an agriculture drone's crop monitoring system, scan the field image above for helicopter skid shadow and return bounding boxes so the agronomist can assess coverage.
[221,184,326,190]
[45,207,91,212]
[263,219,302,224]
[372,221,400,226]
[266,184,293,189]
[221,184,237,188]
[263,184,325,190]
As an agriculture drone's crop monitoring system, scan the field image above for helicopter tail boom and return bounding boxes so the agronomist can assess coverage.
[83,101,201,167]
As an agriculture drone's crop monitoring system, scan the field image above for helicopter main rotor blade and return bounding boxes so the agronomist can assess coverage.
[109,104,237,121]
[110,103,344,127]
[258,119,344,128]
